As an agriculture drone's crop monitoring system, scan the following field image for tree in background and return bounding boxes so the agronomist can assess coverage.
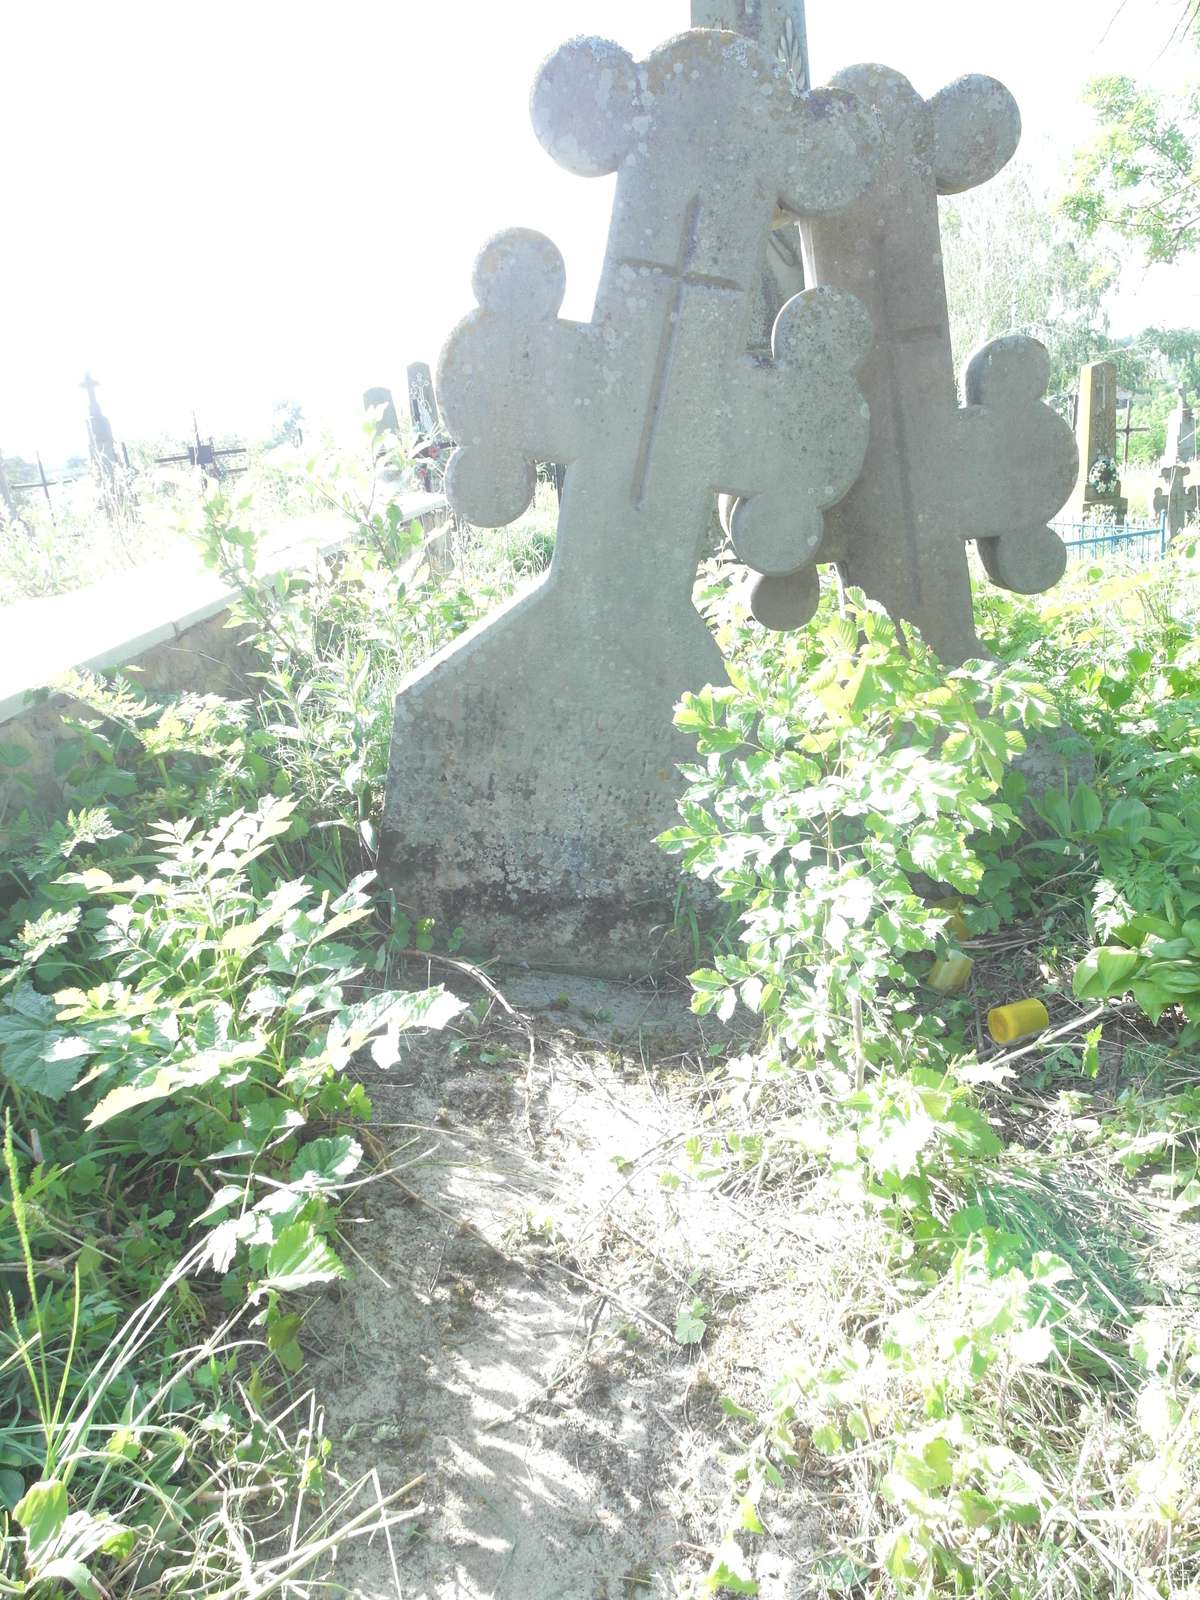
[1110,324,1200,461]
[1062,75,1200,264]
[267,399,305,449]
[942,160,1200,466]
[1061,3,1199,265]
[941,163,1117,398]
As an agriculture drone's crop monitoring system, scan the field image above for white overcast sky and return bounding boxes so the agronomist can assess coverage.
[2,0,1197,457]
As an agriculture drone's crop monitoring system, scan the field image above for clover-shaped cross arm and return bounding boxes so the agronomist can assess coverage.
[958,336,1076,594]
[437,229,594,527]
[716,288,873,629]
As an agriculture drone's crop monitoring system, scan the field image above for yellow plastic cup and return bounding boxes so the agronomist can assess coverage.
[930,897,971,940]
[987,999,1050,1045]
[928,954,975,995]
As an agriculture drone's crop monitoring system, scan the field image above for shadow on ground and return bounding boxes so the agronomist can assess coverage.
[304,969,822,1599]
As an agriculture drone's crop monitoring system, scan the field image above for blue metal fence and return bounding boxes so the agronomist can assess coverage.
[1051,517,1168,566]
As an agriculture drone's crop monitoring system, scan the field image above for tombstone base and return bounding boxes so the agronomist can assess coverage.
[1073,490,1127,526]
[379,571,724,978]
[379,858,717,978]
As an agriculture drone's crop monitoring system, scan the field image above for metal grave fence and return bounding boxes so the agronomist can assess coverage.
[1051,517,1169,566]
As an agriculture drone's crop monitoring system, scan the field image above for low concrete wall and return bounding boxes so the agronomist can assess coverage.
[0,494,446,815]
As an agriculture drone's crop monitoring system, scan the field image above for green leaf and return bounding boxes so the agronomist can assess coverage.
[290,1136,362,1187]
[85,1072,178,1128]
[954,1489,998,1530]
[33,1559,102,1599]
[877,1529,919,1582]
[0,988,90,1102]
[86,1041,263,1127]
[256,1223,346,1296]
[267,1312,305,1372]
[738,1497,764,1534]
[1070,783,1103,835]
[689,970,728,994]
[1107,795,1151,838]
[1036,787,1073,838]
[674,1299,708,1345]
[706,1539,759,1594]
[14,1478,68,1549]
[1081,1023,1102,1078]
[1075,946,1141,1000]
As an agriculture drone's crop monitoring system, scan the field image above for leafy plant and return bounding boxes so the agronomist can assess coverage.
[0,434,532,1595]
[659,570,1200,1596]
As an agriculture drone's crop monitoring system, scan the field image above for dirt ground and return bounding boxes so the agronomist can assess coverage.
[305,970,830,1600]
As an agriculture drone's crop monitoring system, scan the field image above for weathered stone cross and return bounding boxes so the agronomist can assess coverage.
[382,30,880,972]
[747,64,1079,661]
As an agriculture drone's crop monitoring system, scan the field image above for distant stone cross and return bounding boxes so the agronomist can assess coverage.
[382,29,880,972]
[80,372,102,413]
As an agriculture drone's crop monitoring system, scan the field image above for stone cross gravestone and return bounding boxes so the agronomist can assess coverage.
[739,65,1077,664]
[1154,463,1198,539]
[381,30,880,973]
[1068,360,1127,523]
[1164,389,1196,467]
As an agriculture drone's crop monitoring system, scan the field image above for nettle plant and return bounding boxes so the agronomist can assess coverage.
[193,482,495,857]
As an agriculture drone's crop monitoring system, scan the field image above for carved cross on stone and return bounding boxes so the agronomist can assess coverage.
[381,29,879,973]
[749,65,1078,663]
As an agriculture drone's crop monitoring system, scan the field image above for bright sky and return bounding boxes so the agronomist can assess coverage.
[2,0,1197,458]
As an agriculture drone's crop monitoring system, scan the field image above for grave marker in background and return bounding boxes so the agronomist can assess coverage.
[1068,360,1127,523]
[1154,464,1198,539]
[1164,389,1196,467]
[363,385,401,435]
[81,372,119,474]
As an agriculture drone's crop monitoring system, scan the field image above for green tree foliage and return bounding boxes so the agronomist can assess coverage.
[940,165,1117,398]
[940,152,1200,461]
[1062,73,1200,264]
